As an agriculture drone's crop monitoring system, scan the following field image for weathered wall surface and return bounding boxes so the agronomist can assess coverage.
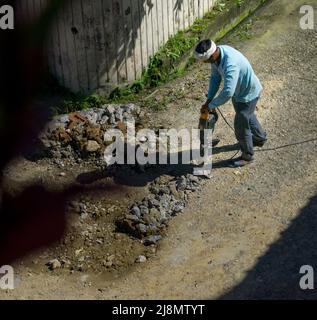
[17,0,215,94]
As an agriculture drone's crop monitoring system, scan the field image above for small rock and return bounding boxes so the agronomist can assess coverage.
[158,209,168,222]
[122,103,137,113]
[125,214,140,222]
[169,184,179,198]
[107,255,116,262]
[123,111,134,121]
[147,223,159,233]
[155,175,172,185]
[134,105,141,115]
[78,202,86,211]
[139,205,149,215]
[159,186,170,195]
[109,114,116,126]
[149,208,161,220]
[159,194,171,209]
[143,235,162,246]
[115,108,123,122]
[59,115,70,124]
[105,105,116,116]
[172,201,185,214]
[136,255,147,263]
[188,175,200,183]
[80,110,98,124]
[85,140,100,153]
[47,259,61,270]
[177,177,187,191]
[137,223,148,234]
[80,212,89,220]
[103,261,113,268]
[178,191,185,200]
[131,206,141,217]
[107,205,116,213]
[138,136,148,143]
[61,259,71,268]
[75,248,84,256]
[148,198,160,208]
[99,115,109,125]
[149,186,160,195]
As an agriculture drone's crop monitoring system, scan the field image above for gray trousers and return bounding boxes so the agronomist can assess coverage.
[232,97,267,158]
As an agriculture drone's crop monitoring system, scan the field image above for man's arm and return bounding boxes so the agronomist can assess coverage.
[209,63,239,109]
[207,65,222,102]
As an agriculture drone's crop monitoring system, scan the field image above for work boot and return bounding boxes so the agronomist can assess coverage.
[253,139,267,148]
[231,154,254,168]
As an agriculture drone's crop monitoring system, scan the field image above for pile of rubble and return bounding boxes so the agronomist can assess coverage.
[116,173,202,244]
[37,103,145,164]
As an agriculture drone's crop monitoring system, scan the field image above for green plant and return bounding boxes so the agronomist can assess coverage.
[85,94,106,108]
[236,0,244,7]
[214,0,227,12]
[145,55,165,86]
[236,19,253,40]
[53,93,106,115]
[145,96,167,111]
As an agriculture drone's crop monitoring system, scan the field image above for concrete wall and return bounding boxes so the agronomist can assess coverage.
[17,0,215,94]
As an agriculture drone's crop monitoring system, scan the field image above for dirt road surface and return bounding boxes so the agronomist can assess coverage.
[1,0,317,299]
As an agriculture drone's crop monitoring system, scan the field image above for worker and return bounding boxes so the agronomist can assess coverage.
[194,39,267,167]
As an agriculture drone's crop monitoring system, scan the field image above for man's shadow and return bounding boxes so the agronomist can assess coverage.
[76,143,240,187]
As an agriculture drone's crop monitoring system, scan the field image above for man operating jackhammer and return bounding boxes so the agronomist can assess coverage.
[194,39,267,167]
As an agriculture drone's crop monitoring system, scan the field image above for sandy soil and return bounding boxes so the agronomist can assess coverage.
[1,0,317,299]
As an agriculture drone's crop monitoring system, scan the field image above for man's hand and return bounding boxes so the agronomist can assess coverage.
[201,98,211,113]
[201,105,209,114]
[202,98,212,109]
[201,97,218,116]
[200,105,219,123]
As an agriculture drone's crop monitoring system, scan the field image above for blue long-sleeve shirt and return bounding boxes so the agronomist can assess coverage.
[208,45,263,109]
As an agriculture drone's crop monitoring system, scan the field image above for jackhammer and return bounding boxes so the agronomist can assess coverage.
[199,108,220,157]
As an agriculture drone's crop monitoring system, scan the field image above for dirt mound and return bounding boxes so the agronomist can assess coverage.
[36,104,146,165]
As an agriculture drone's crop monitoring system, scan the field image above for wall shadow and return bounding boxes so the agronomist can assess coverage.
[51,0,188,93]
[219,192,317,300]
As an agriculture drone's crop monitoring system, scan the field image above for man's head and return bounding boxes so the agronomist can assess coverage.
[194,39,220,64]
